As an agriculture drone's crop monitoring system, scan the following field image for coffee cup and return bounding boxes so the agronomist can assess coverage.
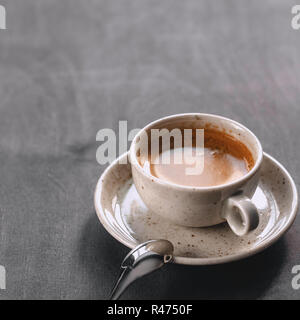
[129,113,263,236]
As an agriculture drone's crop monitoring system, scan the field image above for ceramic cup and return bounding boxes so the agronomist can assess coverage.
[129,113,263,236]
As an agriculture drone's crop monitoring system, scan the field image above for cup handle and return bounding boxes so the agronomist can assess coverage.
[221,194,259,236]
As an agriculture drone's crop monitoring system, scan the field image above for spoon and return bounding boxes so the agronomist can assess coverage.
[109,239,174,300]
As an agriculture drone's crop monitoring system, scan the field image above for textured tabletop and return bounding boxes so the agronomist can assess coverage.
[0,0,299,299]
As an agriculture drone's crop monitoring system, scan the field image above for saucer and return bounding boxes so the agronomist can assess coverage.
[94,152,298,265]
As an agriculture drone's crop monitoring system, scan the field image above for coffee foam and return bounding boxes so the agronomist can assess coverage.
[139,128,254,187]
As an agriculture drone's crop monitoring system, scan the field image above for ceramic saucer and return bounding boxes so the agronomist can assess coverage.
[94,152,298,265]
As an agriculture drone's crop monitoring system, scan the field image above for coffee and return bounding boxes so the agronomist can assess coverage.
[141,129,254,187]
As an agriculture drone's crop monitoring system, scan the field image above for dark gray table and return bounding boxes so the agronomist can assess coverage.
[0,0,299,299]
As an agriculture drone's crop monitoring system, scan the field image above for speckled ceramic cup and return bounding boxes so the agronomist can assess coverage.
[129,114,263,236]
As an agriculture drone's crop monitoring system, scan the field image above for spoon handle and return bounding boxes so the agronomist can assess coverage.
[109,240,174,300]
[109,252,170,300]
[110,267,132,300]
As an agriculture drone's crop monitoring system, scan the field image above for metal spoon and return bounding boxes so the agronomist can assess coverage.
[109,239,174,300]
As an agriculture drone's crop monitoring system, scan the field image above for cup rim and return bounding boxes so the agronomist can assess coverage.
[129,113,263,191]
